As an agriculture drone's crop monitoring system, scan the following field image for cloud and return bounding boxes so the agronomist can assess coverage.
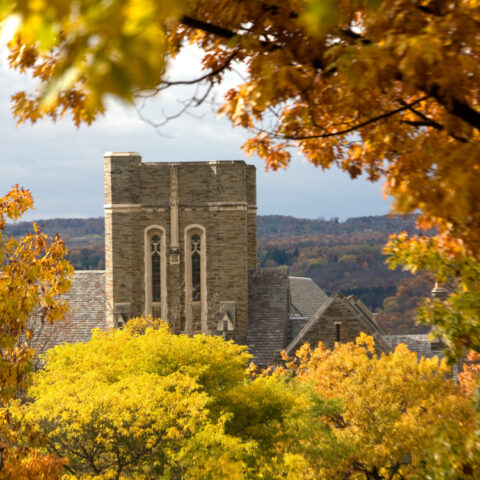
[0,48,390,222]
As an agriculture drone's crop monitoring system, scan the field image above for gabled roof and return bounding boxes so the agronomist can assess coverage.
[285,293,391,356]
[247,267,290,367]
[288,276,328,319]
[347,295,386,335]
[31,270,107,356]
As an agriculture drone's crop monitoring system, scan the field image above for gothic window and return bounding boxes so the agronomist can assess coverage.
[191,234,201,302]
[144,226,166,318]
[151,234,162,302]
[184,226,206,311]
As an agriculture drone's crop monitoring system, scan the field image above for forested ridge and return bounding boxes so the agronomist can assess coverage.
[7,214,429,334]
[257,215,431,334]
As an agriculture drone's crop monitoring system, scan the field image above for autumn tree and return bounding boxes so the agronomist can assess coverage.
[459,351,480,397]
[1,0,479,354]
[290,334,478,479]
[21,316,341,479]
[385,235,480,361]
[0,185,72,479]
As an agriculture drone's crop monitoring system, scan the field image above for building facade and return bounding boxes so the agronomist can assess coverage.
[104,153,256,342]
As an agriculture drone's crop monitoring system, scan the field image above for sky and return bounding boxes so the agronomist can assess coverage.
[0,46,391,222]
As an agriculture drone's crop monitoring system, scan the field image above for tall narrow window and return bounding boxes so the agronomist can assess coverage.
[184,225,207,333]
[144,226,166,319]
[151,234,161,302]
[335,322,341,343]
[191,234,201,301]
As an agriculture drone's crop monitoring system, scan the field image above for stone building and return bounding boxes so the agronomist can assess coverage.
[104,153,256,342]
[35,152,441,366]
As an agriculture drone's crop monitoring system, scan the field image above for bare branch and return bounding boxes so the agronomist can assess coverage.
[278,96,430,140]
[161,51,238,88]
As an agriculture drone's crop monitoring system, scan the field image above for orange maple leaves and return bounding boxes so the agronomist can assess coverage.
[3,0,480,256]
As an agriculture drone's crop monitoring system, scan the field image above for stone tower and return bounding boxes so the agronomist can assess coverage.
[104,152,257,341]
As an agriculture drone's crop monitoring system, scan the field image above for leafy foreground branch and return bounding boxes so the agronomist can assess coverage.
[16,320,480,479]
[0,186,72,479]
[3,0,480,260]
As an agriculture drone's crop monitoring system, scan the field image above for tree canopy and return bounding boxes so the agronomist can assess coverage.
[21,316,341,479]
[291,333,479,479]
[0,186,72,479]
[2,0,479,254]
[21,325,480,479]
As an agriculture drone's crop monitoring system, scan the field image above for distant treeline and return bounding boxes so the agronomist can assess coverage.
[7,214,431,334]
[7,217,105,269]
[257,214,419,238]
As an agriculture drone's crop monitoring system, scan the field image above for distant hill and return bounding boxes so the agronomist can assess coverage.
[6,214,431,334]
[257,214,419,294]
[257,214,419,239]
[256,215,430,334]
[6,217,104,247]
[7,217,105,270]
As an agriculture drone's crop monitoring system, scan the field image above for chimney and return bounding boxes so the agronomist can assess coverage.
[431,282,449,301]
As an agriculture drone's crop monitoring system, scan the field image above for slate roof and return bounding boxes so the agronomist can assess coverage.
[287,316,309,345]
[384,334,440,359]
[32,270,107,356]
[289,276,328,320]
[32,269,442,374]
[246,267,290,367]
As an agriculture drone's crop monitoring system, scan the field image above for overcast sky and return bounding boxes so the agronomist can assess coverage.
[0,46,391,222]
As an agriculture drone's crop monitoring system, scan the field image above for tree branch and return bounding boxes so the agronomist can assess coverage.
[182,15,480,133]
[398,98,469,143]
[422,83,480,131]
[181,15,237,40]
[280,96,430,140]
[162,51,238,87]
[387,462,401,480]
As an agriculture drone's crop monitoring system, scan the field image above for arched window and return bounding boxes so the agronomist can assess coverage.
[144,226,166,318]
[184,225,207,333]
[191,233,201,302]
[151,234,162,302]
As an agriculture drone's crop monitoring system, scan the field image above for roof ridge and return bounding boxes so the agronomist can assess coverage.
[74,270,106,273]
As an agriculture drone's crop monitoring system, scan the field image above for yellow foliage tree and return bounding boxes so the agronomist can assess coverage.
[459,351,480,397]
[291,334,478,479]
[386,235,480,360]
[0,185,72,479]
[21,316,341,479]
